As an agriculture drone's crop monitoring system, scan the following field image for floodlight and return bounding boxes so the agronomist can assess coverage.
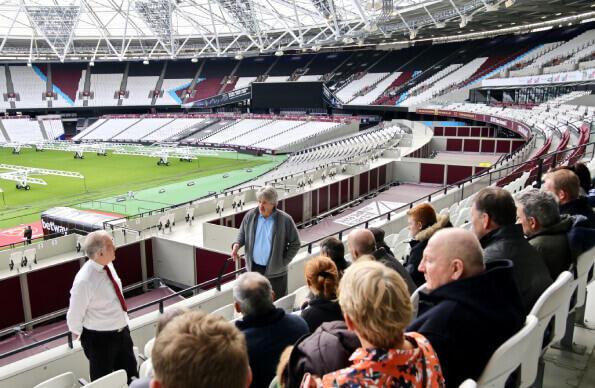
[89,61,94,66]
[505,0,514,8]
[191,57,198,63]
[143,59,150,65]
[234,53,243,60]
[274,50,284,56]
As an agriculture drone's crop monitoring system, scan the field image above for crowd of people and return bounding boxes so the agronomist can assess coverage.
[66,162,595,388]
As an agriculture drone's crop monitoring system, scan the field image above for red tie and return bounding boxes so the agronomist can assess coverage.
[104,265,128,312]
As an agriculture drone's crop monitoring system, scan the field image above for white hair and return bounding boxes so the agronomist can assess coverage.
[256,186,278,206]
[84,230,111,260]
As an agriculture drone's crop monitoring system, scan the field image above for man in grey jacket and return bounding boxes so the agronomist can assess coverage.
[232,186,301,297]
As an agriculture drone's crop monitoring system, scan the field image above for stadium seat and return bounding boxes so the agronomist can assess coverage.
[410,283,428,320]
[138,358,153,379]
[81,370,127,387]
[525,271,574,388]
[476,315,539,388]
[274,293,296,312]
[458,379,477,388]
[453,207,471,227]
[292,285,310,310]
[144,338,155,359]
[211,303,236,321]
[556,246,595,351]
[33,372,76,388]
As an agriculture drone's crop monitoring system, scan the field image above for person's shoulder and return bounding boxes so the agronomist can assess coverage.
[283,311,310,333]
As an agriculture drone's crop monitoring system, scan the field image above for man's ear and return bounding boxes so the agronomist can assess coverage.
[558,189,568,203]
[528,216,538,231]
[245,365,253,388]
[234,302,241,313]
[482,212,491,230]
[150,378,163,388]
[451,258,465,281]
[271,290,276,302]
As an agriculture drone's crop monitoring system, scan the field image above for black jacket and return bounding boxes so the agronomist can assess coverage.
[287,321,360,388]
[236,307,309,388]
[560,196,595,227]
[527,215,575,279]
[372,247,417,294]
[301,296,344,333]
[405,214,451,287]
[407,260,525,387]
[480,224,552,314]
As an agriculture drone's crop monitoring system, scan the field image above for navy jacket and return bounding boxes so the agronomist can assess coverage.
[236,307,309,388]
[560,196,595,227]
[407,260,524,387]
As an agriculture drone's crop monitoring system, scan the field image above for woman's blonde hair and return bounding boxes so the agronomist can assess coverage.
[305,256,339,299]
[338,260,412,348]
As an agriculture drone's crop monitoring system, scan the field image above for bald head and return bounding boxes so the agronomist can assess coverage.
[419,228,485,291]
[233,272,274,316]
[347,229,376,259]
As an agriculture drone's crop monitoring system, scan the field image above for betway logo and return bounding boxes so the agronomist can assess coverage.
[489,117,508,127]
[42,220,68,235]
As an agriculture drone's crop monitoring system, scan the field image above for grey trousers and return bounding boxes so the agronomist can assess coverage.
[252,263,288,298]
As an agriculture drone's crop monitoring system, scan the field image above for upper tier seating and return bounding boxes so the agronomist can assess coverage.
[87,73,122,107]
[400,58,487,107]
[349,72,402,105]
[335,72,388,102]
[156,79,193,105]
[122,76,158,106]
[11,66,47,109]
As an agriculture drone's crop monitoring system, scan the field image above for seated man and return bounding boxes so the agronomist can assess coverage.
[347,229,416,293]
[471,187,552,314]
[407,228,524,387]
[516,189,578,278]
[543,168,595,226]
[234,272,309,388]
[150,310,252,388]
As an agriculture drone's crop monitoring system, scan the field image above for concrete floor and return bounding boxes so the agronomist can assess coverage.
[544,282,595,388]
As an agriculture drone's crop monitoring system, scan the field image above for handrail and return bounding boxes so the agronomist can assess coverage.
[0,228,90,251]
[0,264,242,360]
[0,277,163,339]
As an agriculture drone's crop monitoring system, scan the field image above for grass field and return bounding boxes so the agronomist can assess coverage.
[0,147,283,229]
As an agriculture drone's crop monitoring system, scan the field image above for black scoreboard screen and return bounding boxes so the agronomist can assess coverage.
[251,82,324,109]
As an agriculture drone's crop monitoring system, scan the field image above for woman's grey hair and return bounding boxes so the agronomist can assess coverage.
[516,189,560,228]
[256,186,278,206]
[84,230,111,260]
[233,272,274,316]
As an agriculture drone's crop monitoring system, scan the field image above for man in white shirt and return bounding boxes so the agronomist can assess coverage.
[67,230,138,383]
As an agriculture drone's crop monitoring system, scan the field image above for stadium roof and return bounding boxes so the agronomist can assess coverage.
[0,0,593,62]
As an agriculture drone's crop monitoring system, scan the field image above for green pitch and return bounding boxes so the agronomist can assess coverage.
[0,147,285,229]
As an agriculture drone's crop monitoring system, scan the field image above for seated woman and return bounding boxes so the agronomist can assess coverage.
[301,256,344,333]
[322,260,445,387]
[319,237,349,278]
[404,203,450,287]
